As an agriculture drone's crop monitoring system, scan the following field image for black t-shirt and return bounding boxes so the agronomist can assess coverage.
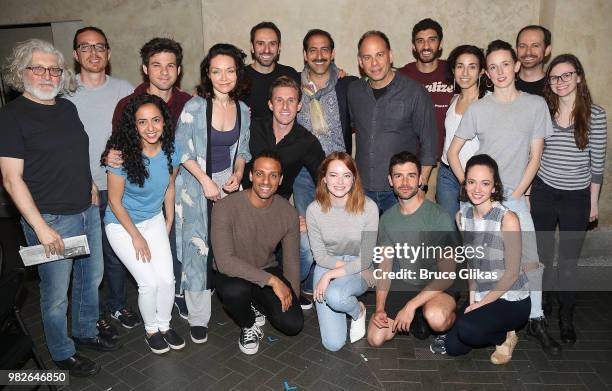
[516,77,546,97]
[244,63,300,121]
[0,96,92,214]
[372,85,388,100]
[244,118,325,199]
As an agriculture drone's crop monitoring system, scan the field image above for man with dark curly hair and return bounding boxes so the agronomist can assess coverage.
[111,37,193,320]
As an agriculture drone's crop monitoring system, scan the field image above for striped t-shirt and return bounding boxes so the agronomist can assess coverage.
[538,105,607,190]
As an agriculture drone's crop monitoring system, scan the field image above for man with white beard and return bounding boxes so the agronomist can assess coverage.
[0,39,120,377]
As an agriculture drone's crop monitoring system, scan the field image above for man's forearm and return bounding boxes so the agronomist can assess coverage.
[421,165,434,185]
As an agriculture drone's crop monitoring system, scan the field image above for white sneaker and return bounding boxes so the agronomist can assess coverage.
[239,324,264,355]
[350,302,367,343]
[251,304,266,327]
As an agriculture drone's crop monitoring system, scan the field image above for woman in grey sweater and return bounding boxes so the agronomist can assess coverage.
[306,152,378,351]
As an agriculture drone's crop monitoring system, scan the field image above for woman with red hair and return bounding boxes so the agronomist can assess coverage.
[306,152,378,351]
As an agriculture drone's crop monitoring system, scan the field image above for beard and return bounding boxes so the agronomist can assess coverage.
[24,78,60,101]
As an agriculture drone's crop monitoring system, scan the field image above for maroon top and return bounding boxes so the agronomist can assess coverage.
[112,82,192,131]
[399,60,454,158]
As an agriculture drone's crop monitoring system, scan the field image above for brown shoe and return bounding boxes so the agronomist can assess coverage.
[490,330,518,365]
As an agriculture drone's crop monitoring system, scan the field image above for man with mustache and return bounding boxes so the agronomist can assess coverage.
[399,18,454,164]
[515,25,552,96]
[293,29,358,309]
[65,26,138,339]
[0,39,120,377]
[212,151,304,355]
[244,21,300,120]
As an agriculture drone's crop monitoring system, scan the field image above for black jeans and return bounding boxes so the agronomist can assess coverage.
[445,297,531,356]
[530,176,590,307]
[215,267,304,335]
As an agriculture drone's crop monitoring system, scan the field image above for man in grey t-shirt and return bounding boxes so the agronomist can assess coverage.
[65,26,137,337]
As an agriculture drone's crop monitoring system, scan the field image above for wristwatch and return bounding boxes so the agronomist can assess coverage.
[420,184,429,193]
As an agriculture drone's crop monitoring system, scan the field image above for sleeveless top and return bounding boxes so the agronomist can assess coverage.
[459,201,529,302]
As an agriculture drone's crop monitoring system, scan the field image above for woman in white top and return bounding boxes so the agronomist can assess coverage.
[436,45,486,219]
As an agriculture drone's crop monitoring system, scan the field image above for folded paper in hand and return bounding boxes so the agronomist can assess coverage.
[19,235,90,266]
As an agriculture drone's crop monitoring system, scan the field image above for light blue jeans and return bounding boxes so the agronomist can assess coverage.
[435,163,461,220]
[501,188,543,319]
[293,167,316,290]
[21,204,104,361]
[313,257,368,352]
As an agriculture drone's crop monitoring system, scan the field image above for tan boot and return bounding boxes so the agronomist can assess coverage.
[490,330,518,365]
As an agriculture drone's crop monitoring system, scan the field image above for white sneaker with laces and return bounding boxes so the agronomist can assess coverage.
[251,304,266,327]
[239,324,264,355]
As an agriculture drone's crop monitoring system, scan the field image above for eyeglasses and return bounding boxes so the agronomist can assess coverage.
[26,66,63,77]
[76,43,108,53]
[548,71,576,85]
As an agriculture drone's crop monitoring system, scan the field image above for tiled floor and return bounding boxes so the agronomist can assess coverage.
[12,276,612,391]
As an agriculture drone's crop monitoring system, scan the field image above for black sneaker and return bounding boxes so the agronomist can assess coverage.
[54,353,100,377]
[429,334,447,355]
[111,308,142,329]
[174,295,189,320]
[239,324,263,355]
[190,326,208,344]
[299,295,313,310]
[162,328,186,350]
[97,318,119,340]
[74,335,122,352]
[145,332,169,354]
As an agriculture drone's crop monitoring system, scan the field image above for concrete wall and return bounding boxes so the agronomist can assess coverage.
[0,0,203,91]
[0,0,610,225]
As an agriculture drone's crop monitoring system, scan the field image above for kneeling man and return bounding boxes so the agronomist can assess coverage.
[368,151,458,349]
[211,151,304,355]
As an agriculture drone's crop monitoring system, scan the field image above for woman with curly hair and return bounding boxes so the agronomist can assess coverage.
[102,94,185,354]
[174,43,251,344]
[530,54,607,344]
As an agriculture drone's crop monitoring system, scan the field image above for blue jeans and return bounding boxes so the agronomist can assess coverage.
[21,204,104,361]
[365,190,397,215]
[98,191,128,313]
[435,163,461,220]
[313,260,367,352]
[293,167,316,291]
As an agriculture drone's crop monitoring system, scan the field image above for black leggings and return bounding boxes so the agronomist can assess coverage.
[530,176,590,307]
[445,297,530,356]
[215,267,304,335]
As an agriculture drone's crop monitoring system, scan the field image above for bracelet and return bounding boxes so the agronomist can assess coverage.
[525,194,531,197]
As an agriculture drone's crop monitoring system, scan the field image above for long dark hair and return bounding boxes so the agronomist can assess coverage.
[101,94,175,187]
[460,154,505,203]
[446,44,487,98]
[197,43,248,100]
[543,54,592,150]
